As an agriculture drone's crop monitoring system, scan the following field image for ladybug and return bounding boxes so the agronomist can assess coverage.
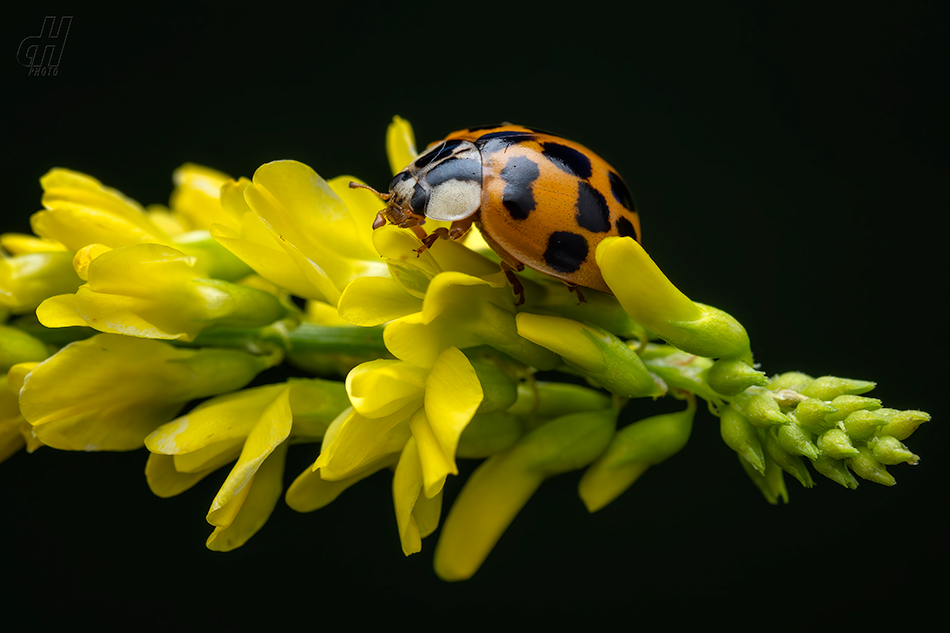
[350,124,640,303]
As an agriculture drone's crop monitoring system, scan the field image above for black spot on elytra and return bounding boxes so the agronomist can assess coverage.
[608,170,635,211]
[615,215,638,239]
[411,182,428,212]
[425,157,482,187]
[500,156,540,220]
[541,142,592,179]
[575,181,611,233]
[543,231,589,273]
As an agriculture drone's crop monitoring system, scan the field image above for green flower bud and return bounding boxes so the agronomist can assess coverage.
[732,389,789,427]
[841,410,887,440]
[515,313,663,398]
[507,381,612,419]
[824,395,882,423]
[665,303,752,363]
[464,355,518,415]
[456,411,523,458]
[877,408,930,440]
[869,435,919,465]
[707,357,768,396]
[776,421,820,461]
[739,453,788,505]
[0,325,49,373]
[811,454,859,489]
[817,428,860,459]
[792,398,838,430]
[848,446,895,486]
[800,376,875,400]
[764,427,814,487]
[768,371,814,393]
[579,397,695,512]
[720,404,765,475]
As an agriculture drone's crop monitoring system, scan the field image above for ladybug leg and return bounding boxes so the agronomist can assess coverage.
[413,218,474,255]
[500,261,526,306]
[566,283,587,304]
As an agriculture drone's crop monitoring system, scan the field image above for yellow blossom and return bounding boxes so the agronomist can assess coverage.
[314,347,482,554]
[210,161,389,305]
[36,243,286,341]
[19,333,276,451]
[145,378,348,551]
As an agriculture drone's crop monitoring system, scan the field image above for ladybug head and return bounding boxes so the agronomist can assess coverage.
[349,176,426,231]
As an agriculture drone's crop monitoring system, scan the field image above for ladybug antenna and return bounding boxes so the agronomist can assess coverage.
[349,181,391,201]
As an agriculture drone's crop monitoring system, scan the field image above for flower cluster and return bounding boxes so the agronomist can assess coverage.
[1,116,930,580]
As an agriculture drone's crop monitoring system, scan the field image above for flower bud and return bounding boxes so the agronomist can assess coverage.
[800,376,875,400]
[764,427,814,487]
[841,410,887,440]
[0,325,49,373]
[869,435,919,465]
[579,397,695,512]
[776,421,820,461]
[848,447,895,486]
[817,428,860,459]
[824,395,882,423]
[739,453,788,504]
[465,354,518,415]
[792,398,837,430]
[732,389,789,427]
[516,313,663,398]
[707,357,768,396]
[596,237,752,361]
[456,411,523,458]
[768,371,814,392]
[811,454,859,489]
[877,408,930,440]
[720,404,765,475]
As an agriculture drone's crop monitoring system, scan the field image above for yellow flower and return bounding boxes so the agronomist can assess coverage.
[145,378,349,551]
[0,250,82,314]
[313,346,483,554]
[19,333,276,451]
[596,236,752,361]
[210,161,389,305]
[31,167,250,281]
[0,364,43,463]
[32,168,174,251]
[36,243,286,341]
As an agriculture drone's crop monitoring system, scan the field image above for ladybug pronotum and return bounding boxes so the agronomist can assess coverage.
[351,124,641,303]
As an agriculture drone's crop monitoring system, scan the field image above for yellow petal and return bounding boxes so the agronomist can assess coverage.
[285,455,397,512]
[144,453,216,498]
[419,347,483,497]
[596,236,701,325]
[386,115,418,176]
[345,359,427,418]
[337,276,422,327]
[314,408,412,480]
[206,442,289,551]
[393,436,424,555]
[207,386,293,516]
[145,384,290,455]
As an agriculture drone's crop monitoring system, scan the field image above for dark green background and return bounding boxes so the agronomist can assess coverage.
[3,2,945,626]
